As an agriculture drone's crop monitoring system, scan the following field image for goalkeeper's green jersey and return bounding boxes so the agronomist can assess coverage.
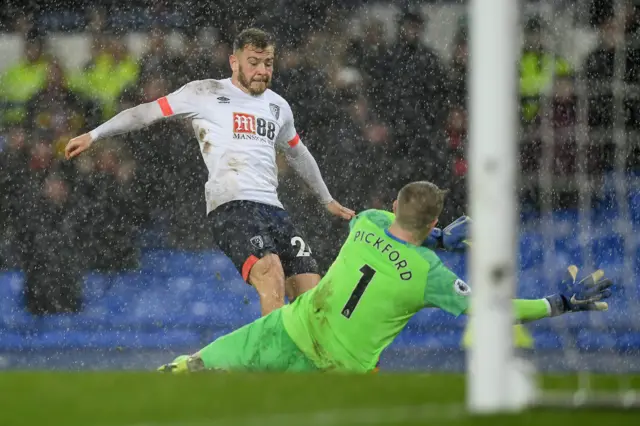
[281,209,470,373]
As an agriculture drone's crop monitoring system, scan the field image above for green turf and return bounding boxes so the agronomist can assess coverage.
[1,372,639,426]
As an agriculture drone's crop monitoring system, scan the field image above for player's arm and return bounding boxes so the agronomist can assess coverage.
[65,81,201,159]
[466,265,612,322]
[424,263,613,323]
[282,137,333,203]
[277,103,354,220]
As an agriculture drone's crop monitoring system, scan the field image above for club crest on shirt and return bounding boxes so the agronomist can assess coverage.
[454,279,471,296]
[269,103,280,120]
[250,235,264,250]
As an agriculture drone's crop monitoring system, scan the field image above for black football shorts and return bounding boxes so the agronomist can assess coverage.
[210,200,319,282]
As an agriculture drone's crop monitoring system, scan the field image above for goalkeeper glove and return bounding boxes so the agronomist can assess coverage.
[424,215,472,251]
[424,227,443,249]
[545,265,613,317]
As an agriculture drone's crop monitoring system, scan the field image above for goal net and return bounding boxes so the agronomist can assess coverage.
[469,0,640,411]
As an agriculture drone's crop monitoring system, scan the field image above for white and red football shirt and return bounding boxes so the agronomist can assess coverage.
[157,78,300,214]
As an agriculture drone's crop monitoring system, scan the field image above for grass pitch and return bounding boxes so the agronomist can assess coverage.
[1,372,640,426]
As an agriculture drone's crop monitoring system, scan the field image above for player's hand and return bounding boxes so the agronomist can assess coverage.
[423,216,472,251]
[545,265,613,316]
[442,215,472,251]
[326,200,355,220]
[65,133,93,160]
[423,227,442,249]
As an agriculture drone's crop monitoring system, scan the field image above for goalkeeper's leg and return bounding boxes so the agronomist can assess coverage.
[462,323,534,349]
[158,309,318,373]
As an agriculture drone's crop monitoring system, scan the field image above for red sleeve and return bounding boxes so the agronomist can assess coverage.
[287,133,300,148]
[157,96,174,117]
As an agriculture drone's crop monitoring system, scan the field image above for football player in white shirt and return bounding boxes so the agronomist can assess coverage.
[65,28,354,317]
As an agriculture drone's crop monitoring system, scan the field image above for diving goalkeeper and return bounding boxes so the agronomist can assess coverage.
[159,181,613,374]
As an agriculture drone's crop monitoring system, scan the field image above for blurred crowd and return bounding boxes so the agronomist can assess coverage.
[1,0,640,314]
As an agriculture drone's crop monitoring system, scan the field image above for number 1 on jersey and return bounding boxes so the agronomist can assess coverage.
[341,264,376,319]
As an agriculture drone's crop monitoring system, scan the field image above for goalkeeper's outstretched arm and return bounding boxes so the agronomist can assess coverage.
[511,299,552,323]
[459,299,549,323]
[464,265,613,323]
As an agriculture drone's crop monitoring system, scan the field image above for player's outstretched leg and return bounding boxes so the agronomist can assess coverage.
[249,253,287,316]
[285,273,321,302]
[158,309,319,373]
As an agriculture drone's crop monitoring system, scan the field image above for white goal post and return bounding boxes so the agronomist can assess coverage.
[466,0,531,413]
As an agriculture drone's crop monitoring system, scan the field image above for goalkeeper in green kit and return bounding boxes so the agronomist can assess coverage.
[158,181,614,374]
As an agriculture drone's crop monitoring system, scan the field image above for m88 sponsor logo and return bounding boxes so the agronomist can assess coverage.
[233,112,276,142]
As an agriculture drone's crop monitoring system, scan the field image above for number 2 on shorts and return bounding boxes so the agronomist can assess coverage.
[291,236,312,257]
[341,264,377,318]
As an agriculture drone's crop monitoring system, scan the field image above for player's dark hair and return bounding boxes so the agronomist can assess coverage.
[233,28,276,52]
[396,181,448,234]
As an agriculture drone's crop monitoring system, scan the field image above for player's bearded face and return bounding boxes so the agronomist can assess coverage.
[237,46,274,95]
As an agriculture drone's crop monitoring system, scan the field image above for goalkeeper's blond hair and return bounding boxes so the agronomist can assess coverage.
[395,181,448,236]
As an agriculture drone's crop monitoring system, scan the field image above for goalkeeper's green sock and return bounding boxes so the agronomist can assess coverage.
[462,323,534,349]
[461,299,550,349]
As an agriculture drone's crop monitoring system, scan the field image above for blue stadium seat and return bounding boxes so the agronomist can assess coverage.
[109,271,165,292]
[100,283,144,317]
[392,329,462,350]
[83,272,115,304]
[0,330,32,351]
[0,271,37,331]
[0,311,37,331]
[552,209,579,223]
[592,234,625,267]
[436,252,465,278]
[0,270,23,296]
[628,190,640,227]
[558,310,599,329]
[0,271,23,319]
[618,332,640,351]
[0,330,202,351]
[410,309,466,330]
[529,210,579,241]
[519,231,544,270]
[633,246,640,278]
[520,207,540,226]
[598,298,637,329]
[139,249,238,279]
[531,330,564,350]
[24,330,201,350]
[577,330,623,351]
[518,267,550,298]
[108,285,190,328]
[554,236,584,266]
[100,274,260,330]
[164,251,212,276]
[171,276,260,328]
[204,293,261,328]
[33,272,162,332]
[38,308,109,331]
[591,192,619,222]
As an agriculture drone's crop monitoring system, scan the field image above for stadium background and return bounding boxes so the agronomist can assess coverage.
[0,0,639,372]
